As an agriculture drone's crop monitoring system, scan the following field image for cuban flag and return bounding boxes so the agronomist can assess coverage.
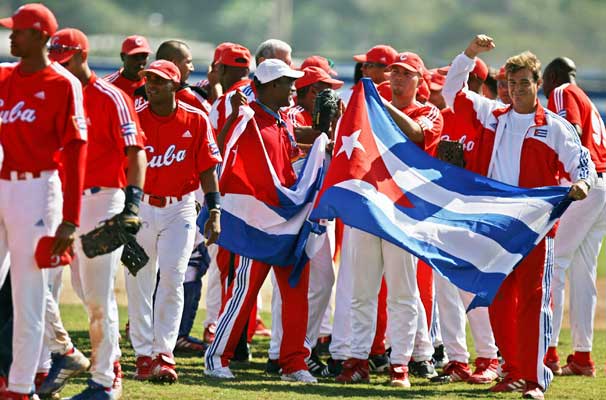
[311,78,572,308]
[215,105,328,284]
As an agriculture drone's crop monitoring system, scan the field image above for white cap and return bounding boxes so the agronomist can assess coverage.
[254,59,304,84]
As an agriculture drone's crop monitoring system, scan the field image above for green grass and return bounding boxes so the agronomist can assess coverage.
[56,304,606,400]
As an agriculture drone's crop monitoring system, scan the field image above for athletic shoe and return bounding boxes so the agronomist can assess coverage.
[265,358,281,375]
[174,336,208,354]
[150,353,178,383]
[316,335,331,356]
[3,391,39,400]
[408,359,437,378]
[335,358,370,384]
[432,344,449,369]
[281,369,318,384]
[327,358,344,377]
[522,381,545,400]
[254,318,271,337]
[467,357,499,384]
[561,354,596,377]
[66,379,112,400]
[545,358,562,376]
[112,361,123,399]
[389,364,411,388]
[442,360,472,382]
[231,343,251,363]
[134,356,153,381]
[203,323,216,343]
[368,353,389,373]
[0,375,7,392]
[306,348,330,377]
[37,348,90,397]
[34,372,48,392]
[489,376,526,392]
[204,366,235,379]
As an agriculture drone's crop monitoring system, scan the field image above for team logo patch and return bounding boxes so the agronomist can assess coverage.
[209,142,220,156]
[534,128,548,138]
[73,116,87,138]
[121,122,137,136]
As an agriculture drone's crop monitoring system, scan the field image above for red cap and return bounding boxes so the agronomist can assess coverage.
[121,35,151,55]
[140,59,181,83]
[497,65,506,80]
[35,236,73,269]
[48,28,89,64]
[428,68,446,91]
[219,44,252,68]
[295,66,344,90]
[471,57,488,81]
[377,81,392,101]
[213,42,235,64]
[0,3,58,36]
[417,78,430,103]
[353,45,397,65]
[300,55,337,76]
[388,52,425,74]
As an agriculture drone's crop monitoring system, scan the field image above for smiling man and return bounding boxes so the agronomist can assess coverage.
[442,34,596,400]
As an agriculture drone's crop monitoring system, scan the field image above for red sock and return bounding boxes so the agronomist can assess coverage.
[66,347,75,355]
[573,351,593,365]
[545,346,558,361]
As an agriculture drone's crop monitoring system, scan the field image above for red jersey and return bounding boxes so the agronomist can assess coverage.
[177,86,211,115]
[396,100,443,155]
[0,62,87,174]
[83,74,146,189]
[286,105,312,127]
[137,100,222,197]
[548,83,606,172]
[440,106,478,163]
[104,69,145,99]
[209,79,254,134]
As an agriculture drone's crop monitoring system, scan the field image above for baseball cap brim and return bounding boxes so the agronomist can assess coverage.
[353,54,367,62]
[49,50,77,64]
[0,18,13,29]
[388,62,418,73]
[284,69,304,80]
[322,77,344,89]
[140,69,178,83]
[124,47,150,56]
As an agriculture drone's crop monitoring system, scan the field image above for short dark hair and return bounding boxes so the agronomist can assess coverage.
[156,40,189,62]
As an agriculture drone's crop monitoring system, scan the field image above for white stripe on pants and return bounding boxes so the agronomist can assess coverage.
[125,194,197,357]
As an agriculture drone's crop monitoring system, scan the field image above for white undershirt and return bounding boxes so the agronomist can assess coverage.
[490,110,535,185]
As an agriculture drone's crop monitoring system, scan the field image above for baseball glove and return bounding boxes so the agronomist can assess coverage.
[121,239,149,276]
[436,140,466,168]
[80,213,141,258]
[312,88,340,134]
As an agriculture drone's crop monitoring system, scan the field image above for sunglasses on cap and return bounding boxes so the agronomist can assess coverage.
[48,43,83,53]
[363,62,387,69]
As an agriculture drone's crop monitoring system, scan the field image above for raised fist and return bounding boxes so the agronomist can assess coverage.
[465,34,495,58]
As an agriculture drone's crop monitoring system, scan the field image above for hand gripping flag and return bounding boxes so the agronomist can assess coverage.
[310,78,572,308]
[215,104,328,285]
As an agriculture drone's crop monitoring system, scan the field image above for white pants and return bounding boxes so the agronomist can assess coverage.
[349,227,420,365]
[329,226,354,360]
[412,296,434,362]
[203,244,222,328]
[551,177,606,351]
[1,172,62,394]
[40,268,72,373]
[125,193,197,358]
[435,273,498,363]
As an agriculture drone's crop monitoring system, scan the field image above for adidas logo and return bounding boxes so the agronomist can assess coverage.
[182,130,192,138]
[34,91,45,100]
[35,219,44,227]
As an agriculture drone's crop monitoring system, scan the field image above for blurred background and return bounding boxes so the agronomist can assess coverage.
[1,0,605,113]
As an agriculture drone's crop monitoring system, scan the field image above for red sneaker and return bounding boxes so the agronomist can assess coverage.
[151,353,178,384]
[113,360,123,398]
[254,318,271,337]
[522,381,545,400]
[0,375,6,392]
[389,364,411,388]
[203,323,216,343]
[490,376,526,392]
[561,354,595,377]
[545,358,562,376]
[335,358,370,384]
[34,372,48,391]
[134,356,153,381]
[442,361,472,382]
[467,357,499,384]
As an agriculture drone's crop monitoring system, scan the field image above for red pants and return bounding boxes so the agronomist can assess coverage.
[417,260,434,329]
[489,237,554,390]
[205,252,310,374]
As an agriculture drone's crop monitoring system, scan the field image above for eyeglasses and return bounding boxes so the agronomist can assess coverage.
[363,62,387,69]
[48,44,82,53]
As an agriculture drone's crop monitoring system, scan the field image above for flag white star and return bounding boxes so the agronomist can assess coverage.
[336,129,365,159]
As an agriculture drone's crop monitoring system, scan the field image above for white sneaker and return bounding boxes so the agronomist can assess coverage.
[281,369,318,384]
[204,366,235,379]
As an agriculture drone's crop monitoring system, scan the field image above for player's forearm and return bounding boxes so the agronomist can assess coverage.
[125,146,147,188]
[294,126,321,144]
[62,140,87,226]
[199,167,220,196]
[383,101,425,143]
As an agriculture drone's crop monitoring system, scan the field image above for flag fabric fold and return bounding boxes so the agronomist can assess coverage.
[310,78,572,308]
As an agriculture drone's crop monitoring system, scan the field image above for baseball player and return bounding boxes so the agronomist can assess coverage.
[204,59,317,383]
[336,52,443,388]
[46,28,147,399]
[542,57,606,377]
[299,55,338,77]
[125,59,221,383]
[104,35,151,99]
[442,34,595,400]
[0,4,88,399]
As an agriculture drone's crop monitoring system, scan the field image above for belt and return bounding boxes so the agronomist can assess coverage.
[1,170,53,181]
[142,194,183,208]
[82,186,104,196]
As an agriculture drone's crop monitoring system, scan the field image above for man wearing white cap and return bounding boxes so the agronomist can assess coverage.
[204,59,317,383]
